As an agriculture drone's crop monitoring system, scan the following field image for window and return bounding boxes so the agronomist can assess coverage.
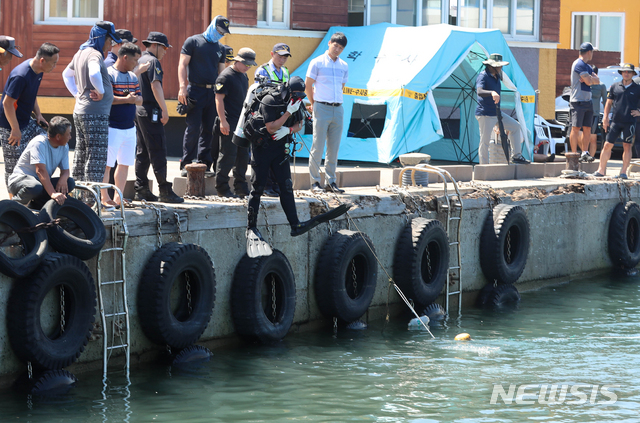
[257,0,290,29]
[572,13,624,59]
[36,0,104,24]
[363,0,537,40]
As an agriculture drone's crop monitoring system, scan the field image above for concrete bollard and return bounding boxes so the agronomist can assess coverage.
[185,163,207,197]
[565,153,580,171]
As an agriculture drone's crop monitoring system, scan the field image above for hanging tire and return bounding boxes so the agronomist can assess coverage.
[422,303,447,323]
[488,284,521,308]
[138,242,216,349]
[0,199,48,278]
[608,201,640,269]
[38,197,106,261]
[231,250,296,343]
[171,345,213,366]
[394,218,449,307]
[480,204,530,284]
[7,253,96,370]
[315,230,378,323]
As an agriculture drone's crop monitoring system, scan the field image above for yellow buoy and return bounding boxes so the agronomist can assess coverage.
[454,333,471,341]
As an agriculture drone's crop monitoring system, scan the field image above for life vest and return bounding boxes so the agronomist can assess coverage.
[260,63,290,84]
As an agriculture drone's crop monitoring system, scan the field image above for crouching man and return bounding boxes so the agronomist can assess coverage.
[8,116,74,207]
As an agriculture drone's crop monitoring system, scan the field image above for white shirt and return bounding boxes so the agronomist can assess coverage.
[306,51,348,104]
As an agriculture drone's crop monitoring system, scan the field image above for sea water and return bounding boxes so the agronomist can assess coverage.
[0,271,639,422]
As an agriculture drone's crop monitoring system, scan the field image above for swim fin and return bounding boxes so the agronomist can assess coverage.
[246,227,273,258]
[290,203,352,237]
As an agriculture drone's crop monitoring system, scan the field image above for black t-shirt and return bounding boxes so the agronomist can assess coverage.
[181,34,225,85]
[608,81,640,123]
[137,51,163,112]
[215,66,248,128]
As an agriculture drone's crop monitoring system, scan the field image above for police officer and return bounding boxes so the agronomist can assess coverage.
[244,76,349,257]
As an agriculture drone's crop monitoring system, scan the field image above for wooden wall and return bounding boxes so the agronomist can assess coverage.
[540,0,560,43]
[228,0,347,31]
[0,0,212,99]
[555,49,621,97]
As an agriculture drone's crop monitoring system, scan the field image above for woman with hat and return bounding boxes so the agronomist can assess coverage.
[475,53,528,165]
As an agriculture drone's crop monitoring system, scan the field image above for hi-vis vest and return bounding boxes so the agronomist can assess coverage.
[261,64,290,83]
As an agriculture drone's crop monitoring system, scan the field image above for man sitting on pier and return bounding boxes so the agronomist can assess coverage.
[593,64,640,179]
[8,116,74,207]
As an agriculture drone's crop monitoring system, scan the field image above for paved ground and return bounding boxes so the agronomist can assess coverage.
[0,153,630,201]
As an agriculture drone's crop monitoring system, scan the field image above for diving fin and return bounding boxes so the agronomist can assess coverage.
[246,227,273,258]
[290,203,352,237]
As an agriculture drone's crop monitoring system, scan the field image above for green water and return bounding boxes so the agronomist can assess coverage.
[2,272,640,422]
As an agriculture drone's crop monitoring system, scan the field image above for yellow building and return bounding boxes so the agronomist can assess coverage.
[559,0,640,65]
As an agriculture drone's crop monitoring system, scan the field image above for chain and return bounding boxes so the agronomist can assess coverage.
[0,218,62,246]
[351,260,358,297]
[185,272,192,314]
[174,212,184,243]
[333,316,338,335]
[60,285,66,333]
[426,245,433,280]
[317,197,335,235]
[260,202,274,245]
[27,361,32,379]
[166,344,172,356]
[506,230,512,264]
[617,180,625,204]
[271,274,277,322]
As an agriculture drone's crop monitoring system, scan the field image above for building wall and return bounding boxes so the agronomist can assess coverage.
[537,48,557,119]
[555,49,621,97]
[558,0,640,65]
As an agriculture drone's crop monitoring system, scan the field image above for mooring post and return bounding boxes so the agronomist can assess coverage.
[185,163,207,197]
[565,152,580,171]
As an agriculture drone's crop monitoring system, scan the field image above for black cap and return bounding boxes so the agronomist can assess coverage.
[115,29,137,44]
[579,42,594,53]
[289,76,305,92]
[0,36,22,57]
[272,43,291,56]
[142,32,172,48]
[216,16,231,34]
[95,21,122,44]
[223,45,234,61]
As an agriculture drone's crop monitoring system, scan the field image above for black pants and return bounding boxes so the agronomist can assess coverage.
[181,85,217,170]
[247,140,298,227]
[215,131,250,193]
[135,114,169,190]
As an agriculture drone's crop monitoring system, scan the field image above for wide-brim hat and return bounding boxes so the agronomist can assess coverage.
[0,36,23,58]
[618,63,638,75]
[233,47,257,66]
[143,32,171,48]
[116,29,137,44]
[483,53,509,67]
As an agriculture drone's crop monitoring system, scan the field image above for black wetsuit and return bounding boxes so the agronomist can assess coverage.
[246,93,300,229]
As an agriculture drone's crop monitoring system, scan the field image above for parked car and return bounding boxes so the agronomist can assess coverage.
[555,67,623,153]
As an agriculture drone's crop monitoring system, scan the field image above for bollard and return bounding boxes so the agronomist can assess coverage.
[565,152,580,171]
[185,163,207,197]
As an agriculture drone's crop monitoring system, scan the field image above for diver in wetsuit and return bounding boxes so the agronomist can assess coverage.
[236,76,349,257]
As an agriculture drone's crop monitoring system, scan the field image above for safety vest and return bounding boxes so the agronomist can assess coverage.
[261,63,290,83]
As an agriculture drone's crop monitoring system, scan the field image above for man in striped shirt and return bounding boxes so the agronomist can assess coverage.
[101,42,142,208]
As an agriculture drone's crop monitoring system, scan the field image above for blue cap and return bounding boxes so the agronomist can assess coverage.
[579,42,594,52]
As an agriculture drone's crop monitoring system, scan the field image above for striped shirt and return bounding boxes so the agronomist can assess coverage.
[306,51,348,104]
[107,65,141,129]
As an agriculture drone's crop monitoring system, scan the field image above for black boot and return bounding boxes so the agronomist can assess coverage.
[247,206,258,230]
[159,184,184,203]
[134,186,158,202]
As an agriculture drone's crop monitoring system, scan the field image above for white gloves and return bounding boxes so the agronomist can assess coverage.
[286,99,301,115]
[272,126,291,141]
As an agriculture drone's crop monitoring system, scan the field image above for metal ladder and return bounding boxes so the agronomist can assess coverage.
[75,183,131,378]
[397,165,464,315]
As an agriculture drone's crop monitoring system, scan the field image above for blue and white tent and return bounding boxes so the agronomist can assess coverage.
[291,23,536,164]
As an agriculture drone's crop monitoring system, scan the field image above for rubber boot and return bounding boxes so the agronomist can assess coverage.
[134,186,158,202]
[247,206,258,230]
[158,184,184,203]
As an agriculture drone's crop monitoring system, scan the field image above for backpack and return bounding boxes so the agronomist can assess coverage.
[242,81,286,147]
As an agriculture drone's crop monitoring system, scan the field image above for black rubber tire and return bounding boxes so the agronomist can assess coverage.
[422,303,447,323]
[7,253,96,370]
[394,218,449,308]
[38,197,106,260]
[488,284,521,308]
[0,199,48,278]
[608,201,640,269]
[231,250,296,343]
[315,230,378,323]
[480,204,530,284]
[476,283,497,308]
[172,345,213,366]
[30,369,78,395]
[138,242,216,349]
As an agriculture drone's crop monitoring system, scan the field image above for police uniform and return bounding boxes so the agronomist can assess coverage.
[606,80,640,145]
[246,91,301,230]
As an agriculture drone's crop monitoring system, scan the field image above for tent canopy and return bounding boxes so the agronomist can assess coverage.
[291,23,536,164]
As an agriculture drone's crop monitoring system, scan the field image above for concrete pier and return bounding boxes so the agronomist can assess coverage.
[0,157,637,383]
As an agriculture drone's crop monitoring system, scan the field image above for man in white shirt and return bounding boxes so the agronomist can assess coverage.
[305,32,349,194]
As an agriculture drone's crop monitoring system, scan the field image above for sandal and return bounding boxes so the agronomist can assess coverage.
[591,172,605,177]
